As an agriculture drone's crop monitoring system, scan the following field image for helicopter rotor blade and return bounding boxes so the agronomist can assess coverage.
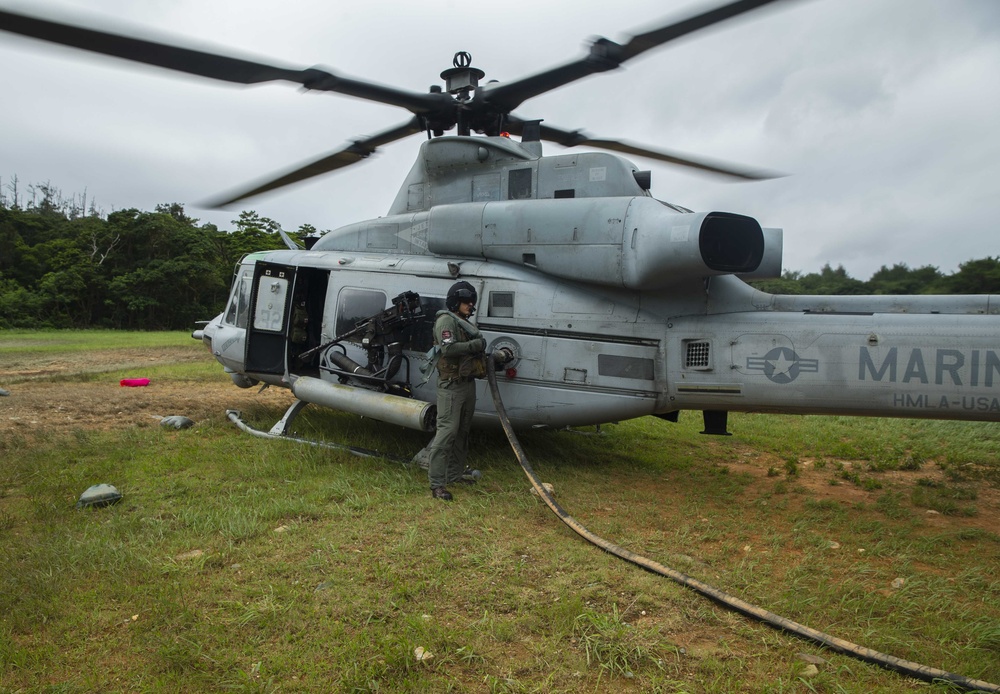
[506,118,782,181]
[480,0,786,113]
[204,117,425,208]
[0,9,448,115]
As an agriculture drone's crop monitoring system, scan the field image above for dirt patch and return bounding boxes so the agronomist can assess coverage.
[0,347,295,438]
[720,451,1000,535]
[0,378,296,437]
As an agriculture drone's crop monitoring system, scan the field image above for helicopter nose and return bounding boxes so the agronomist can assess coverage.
[193,317,223,350]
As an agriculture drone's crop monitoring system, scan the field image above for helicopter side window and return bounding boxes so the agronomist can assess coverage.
[598,354,654,380]
[508,168,533,200]
[253,275,290,333]
[400,296,447,352]
[488,291,514,318]
[335,288,388,338]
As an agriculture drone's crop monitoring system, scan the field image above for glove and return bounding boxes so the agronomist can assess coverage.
[468,337,486,353]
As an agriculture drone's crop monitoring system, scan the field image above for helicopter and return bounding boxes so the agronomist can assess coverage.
[3,0,999,442]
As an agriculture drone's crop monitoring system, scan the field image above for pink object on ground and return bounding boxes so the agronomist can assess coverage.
[119,378,150,387]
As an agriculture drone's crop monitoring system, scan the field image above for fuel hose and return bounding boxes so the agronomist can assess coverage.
[485,355,999,692]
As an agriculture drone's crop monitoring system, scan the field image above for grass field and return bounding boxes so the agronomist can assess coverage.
[1,330,998,692]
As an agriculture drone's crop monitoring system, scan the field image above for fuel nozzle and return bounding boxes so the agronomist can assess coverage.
[492,347,515,367]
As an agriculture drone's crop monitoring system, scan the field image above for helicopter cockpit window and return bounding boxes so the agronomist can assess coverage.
[223,268,253,328]
[335,288,387,339]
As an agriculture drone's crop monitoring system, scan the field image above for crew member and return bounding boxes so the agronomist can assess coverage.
[425,281,486,501]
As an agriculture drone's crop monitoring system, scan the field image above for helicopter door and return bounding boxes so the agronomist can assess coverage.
[245,262,296,375]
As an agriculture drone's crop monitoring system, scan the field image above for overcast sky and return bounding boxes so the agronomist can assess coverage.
[1,0,998,279]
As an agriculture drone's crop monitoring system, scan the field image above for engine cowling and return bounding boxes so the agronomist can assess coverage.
[426,197,777,289]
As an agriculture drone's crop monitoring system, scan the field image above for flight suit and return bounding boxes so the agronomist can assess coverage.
[426,310,486,489]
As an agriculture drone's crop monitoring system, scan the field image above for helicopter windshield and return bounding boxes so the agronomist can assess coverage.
[223,267,253,329]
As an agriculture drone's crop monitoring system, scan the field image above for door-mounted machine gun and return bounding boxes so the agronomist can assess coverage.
[300,291,424,393]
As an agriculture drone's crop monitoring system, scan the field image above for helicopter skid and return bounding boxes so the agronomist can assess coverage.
[225,406,406,462]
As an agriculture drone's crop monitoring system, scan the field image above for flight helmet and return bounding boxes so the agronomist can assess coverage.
[446,281,477,313]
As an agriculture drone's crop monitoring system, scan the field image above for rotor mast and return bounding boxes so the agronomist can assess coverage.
[438,52,488,137]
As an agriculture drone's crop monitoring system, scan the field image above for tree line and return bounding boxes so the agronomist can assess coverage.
[1,189,999,330]
[0,187,308,330]
[750,260,1000,296]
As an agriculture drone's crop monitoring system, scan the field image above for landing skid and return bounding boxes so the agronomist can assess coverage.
[225,402,408,462]
[227,400,482,483]
[267,399,309,437]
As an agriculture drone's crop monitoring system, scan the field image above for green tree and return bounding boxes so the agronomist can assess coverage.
[934,257,1000,294]
[749,270,806,295]
[800,264,868,295]
[0,273,44,328]
[1,193,246,329]
[752,265,868,295]
[212,211,288,274]
[867,263,943,295]
[103,207,228,329]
